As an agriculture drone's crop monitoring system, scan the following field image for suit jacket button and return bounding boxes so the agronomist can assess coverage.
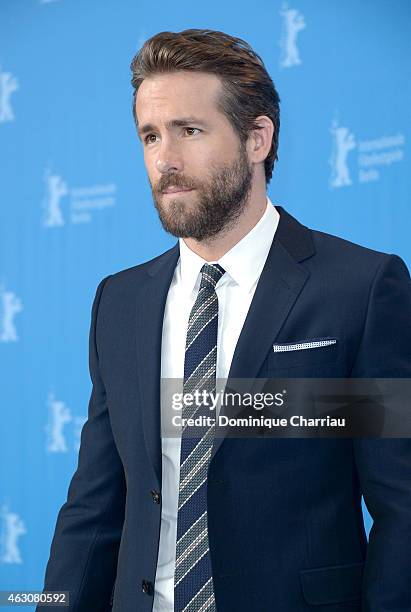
[150,489,161,504]
[141,579,154,595]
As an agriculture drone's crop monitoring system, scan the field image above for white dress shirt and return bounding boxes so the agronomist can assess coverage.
[153,196,280,611]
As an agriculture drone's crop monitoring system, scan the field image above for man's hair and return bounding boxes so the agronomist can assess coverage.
[130,29,281,185]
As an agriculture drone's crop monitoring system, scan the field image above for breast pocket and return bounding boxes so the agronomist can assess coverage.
[266,337,340,371]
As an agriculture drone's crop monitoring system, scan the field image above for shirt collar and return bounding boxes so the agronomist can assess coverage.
[178,195,279,294]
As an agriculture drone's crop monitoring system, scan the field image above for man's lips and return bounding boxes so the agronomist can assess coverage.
[162,187,194,194]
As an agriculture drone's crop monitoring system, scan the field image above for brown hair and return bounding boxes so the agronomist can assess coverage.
[130,29,280,185]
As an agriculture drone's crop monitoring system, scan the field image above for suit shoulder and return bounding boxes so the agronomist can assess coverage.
[305,226,411,288]
[103,243,178,286]
[311,226,386,258]
[309,226,395,268]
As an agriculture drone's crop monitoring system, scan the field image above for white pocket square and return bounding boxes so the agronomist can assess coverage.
[272,338,337,352]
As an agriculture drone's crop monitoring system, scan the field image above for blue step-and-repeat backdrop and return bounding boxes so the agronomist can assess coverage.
[1,0,410,605]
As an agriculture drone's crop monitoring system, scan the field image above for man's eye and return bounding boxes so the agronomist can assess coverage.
[144,128,201,145]
[184,127,200,136]
[144,134,157,144]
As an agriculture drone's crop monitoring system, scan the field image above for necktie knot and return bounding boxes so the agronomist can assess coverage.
[200,263,225,290]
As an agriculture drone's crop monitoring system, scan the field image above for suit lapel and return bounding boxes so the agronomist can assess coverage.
[136,205,316,484]
[136,244,179,487]
[211,206,315,461]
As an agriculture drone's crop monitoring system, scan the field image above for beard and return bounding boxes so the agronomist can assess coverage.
[150,142,253,241]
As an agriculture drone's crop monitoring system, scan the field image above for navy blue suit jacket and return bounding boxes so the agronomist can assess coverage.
[38,205,411,611]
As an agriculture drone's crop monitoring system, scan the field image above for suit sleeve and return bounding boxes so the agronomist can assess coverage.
[37,275,126,611]
[350,254,411,612]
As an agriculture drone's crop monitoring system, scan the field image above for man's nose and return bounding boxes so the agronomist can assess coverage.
[156,138,184,173]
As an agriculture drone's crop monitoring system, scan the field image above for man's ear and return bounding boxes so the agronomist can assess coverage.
[247,115,274,164]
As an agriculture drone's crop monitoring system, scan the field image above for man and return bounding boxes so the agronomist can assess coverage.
[38,29,411,611]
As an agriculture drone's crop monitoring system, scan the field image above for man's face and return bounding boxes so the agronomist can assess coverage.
[135,71,253,241]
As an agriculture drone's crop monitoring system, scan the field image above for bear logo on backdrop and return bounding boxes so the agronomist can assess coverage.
[0,284,22,343]
[45,393,72,453]
[329,115,405,188]
[42,169,68,228]
[329,119,356,188]
[279,2,306,68]
[41,165,117,227]
[0,65,18,124]
[0,504,26,565]
[45,392,86,453]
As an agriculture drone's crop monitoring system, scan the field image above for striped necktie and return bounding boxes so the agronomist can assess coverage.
[174,262,225,612]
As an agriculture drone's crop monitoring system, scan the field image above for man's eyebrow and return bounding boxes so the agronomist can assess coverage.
[136,117,209,140]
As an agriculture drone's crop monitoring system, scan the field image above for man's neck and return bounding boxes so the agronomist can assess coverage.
[182,192,268,262]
